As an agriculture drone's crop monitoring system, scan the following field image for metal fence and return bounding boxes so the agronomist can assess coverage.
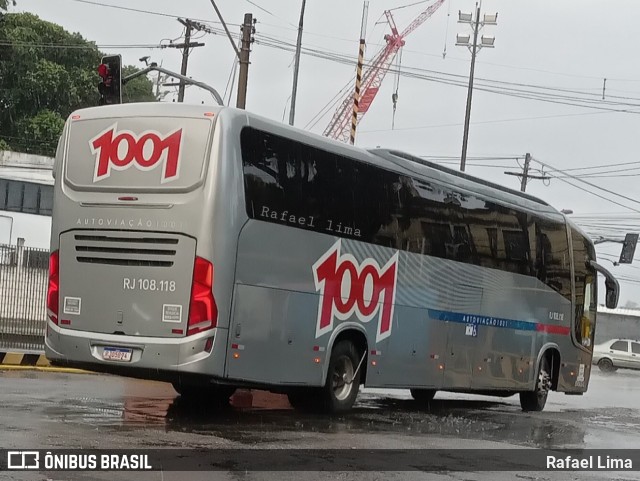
[0,243,48,352]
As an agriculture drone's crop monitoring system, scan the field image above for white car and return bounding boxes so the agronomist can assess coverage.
[592,339,640,372]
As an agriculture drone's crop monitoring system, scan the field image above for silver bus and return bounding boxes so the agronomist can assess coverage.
[45,103,620,413]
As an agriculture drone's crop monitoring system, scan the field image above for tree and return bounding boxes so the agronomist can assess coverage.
[122,65,157,103]
[0,13,156,156]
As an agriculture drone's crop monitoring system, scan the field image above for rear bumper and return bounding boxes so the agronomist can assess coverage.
[44,322,228,381]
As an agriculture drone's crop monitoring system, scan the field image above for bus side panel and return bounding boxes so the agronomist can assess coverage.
[474,285,536,391]
[225,284,323,385]
[365,306,433,389]
[228,222,388,385]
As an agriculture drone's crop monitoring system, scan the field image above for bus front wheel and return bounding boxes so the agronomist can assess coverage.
[321,340,362,413]
[519,357,551,412]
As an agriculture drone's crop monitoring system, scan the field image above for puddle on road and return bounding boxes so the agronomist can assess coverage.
[38,381,640,449]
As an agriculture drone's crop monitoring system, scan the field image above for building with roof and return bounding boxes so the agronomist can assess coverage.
[596,306,640,344]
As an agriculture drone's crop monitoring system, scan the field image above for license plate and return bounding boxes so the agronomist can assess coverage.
[102,347,132,362]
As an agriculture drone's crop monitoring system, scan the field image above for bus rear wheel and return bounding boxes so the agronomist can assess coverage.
[519,357,551,412]
[410,389,436,403]
[321,340,362,413]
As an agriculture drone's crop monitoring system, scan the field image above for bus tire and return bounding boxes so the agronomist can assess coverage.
[172,381,236,405]
[321,340,361,413]
[410,389,436,403]
[519,357,551,412]
[597,358,616,373]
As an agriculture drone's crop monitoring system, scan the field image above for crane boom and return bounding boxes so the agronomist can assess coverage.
[322,0,446,142]
[401,0,446,38]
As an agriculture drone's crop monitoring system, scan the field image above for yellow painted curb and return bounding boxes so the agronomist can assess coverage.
[0,352,92,374]
[0,365,92,374]
[2,352,25,365]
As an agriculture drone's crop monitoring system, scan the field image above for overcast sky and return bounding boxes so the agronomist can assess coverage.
[15,0,640,306]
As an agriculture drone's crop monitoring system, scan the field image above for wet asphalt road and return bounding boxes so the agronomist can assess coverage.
[1,367,640,481]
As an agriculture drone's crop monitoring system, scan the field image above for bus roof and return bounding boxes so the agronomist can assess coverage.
[238,106,563,219]
[65,103,565,220]
[68,102,224,121]
[371,149,553,209]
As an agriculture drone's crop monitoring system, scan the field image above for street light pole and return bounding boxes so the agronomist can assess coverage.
[460,2,480,173]
[456,4,497,172]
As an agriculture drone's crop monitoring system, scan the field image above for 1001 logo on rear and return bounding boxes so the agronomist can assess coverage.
[90,124,183,183]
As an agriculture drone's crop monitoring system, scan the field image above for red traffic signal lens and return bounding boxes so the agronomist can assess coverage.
[97,63,109,79]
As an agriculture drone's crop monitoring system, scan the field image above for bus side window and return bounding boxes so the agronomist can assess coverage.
[534,218,571,303]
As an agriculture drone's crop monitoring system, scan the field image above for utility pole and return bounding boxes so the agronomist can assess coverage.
[520,152,530,192]
[350,1,369,144]
[289,0,307,126]
[504,153,549,192]
[237,13,255,110]
[167,19,205,102]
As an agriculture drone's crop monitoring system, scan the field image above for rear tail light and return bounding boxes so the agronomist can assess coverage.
[187,256,217,336]
[47,250,59,325]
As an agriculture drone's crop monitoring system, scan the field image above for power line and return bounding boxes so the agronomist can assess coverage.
[557,161,640,172]
[549,169,640,179]
[250,30,640,105]
[14,18,633,118]
[542,173,640,214]
[532,157,640,207]
[243,0,297,28]
[357,111,617,134]
[244,35,640,119]
[58,0,640,101]
[63,0,236,26]
[254,18,640,85]
[0,41,165,50]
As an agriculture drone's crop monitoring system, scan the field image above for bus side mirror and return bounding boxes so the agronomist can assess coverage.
[590,260,619,309]
[605,278,619,309]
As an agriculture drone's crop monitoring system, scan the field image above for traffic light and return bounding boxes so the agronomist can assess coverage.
[619,233,639,264]
[97,55,122,105]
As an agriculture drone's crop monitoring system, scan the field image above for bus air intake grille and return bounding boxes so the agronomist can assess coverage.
[72,234,178,268]
[74,235,178,245]
[75,246,176,256]
[76,257,173,267]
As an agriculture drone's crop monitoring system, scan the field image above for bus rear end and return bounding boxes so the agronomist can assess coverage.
[45,104,231,385]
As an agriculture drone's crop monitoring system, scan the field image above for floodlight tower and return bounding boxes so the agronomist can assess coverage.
[456,3,497,172]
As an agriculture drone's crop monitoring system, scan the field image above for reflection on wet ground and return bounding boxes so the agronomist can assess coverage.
[157,395,591,449]
[2,368,640,450]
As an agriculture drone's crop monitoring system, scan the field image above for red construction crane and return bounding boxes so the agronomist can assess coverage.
[323,0,446,143]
